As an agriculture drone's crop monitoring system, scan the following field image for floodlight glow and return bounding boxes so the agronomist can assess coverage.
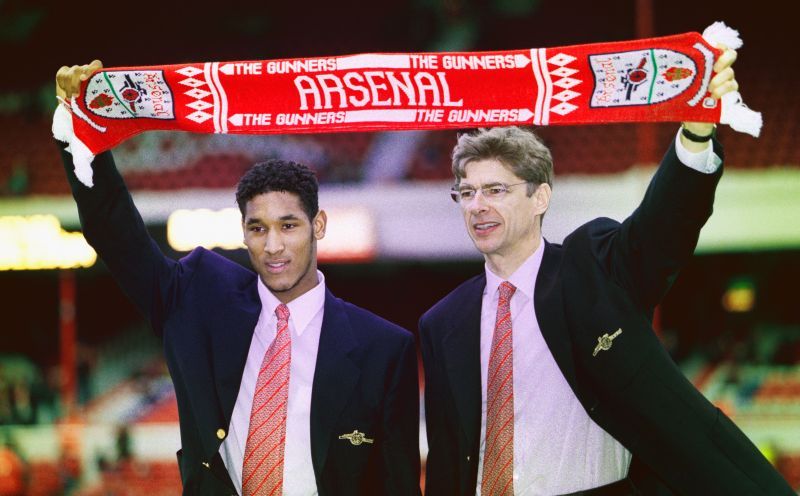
[722,278,756,313]
[167,208,244,252]
[166,206,376,261]
[0,215,97,270]
[318,207,376,262]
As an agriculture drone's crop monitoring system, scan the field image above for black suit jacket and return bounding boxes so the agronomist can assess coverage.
[60,146,421,495]
[419,141,793,495]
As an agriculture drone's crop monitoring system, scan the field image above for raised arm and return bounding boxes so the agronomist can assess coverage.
[55,61,180,334]
[600,47,739,310]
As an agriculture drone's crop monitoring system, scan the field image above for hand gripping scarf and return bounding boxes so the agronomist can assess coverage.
[54,22,760,187]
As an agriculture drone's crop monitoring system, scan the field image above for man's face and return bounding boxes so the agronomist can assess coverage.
[242,191,326,304]
[459,158,546,262]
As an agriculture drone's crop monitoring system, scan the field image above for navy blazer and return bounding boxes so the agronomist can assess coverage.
[60,146,421,495]
[419,141,793,495]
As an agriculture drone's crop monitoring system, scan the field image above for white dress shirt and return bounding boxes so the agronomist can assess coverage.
[220,271,326,496]
[474,137,719,495]
[476,243,632,495]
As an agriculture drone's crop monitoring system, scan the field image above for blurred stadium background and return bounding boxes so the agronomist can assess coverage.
[0,0,798,493]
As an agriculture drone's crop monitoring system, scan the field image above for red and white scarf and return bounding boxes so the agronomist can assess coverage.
[55,22,760,187]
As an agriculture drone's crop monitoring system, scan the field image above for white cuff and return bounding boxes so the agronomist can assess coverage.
[52,103,74,150]
[674,129,722,174]
[52,100,96,187]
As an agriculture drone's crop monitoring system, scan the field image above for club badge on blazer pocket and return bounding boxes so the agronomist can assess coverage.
[576,299,660,391]
[593,328,623,356]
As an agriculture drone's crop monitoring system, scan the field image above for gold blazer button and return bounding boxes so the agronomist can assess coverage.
[216,428,226,440]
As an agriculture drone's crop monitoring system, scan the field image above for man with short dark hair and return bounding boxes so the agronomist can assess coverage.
[55,61,421,496]
[419,49,794,495]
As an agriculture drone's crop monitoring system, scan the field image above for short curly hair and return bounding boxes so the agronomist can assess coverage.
[235,159,319,221]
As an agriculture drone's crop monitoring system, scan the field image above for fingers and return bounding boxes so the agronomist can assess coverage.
[82,60,104,84]
[55,60,104,101]
[706,47,739,100]
[713,47,737,73]
[709,67,734,91]
[711,81,740,100]
[55,66,70,100]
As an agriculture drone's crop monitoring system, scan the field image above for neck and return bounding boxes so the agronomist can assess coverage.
[270,261,320,304]
[485,234,542,279]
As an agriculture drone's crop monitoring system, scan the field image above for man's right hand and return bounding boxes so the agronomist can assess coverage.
[55,60,103,100]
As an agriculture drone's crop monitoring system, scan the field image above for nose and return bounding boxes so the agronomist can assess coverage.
[467,190,490,215]
[263,230,284,255]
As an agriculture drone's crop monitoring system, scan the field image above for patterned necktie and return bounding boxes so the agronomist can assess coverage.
[243,303,291,496]
[482,281,517,496]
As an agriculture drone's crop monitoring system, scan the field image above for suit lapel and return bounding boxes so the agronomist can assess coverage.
[310,289,361,478]
[213,278,261,446]
[534,240,578,390]
[439,243,576,454]
[177,276,258,492]
[442,275,484,452]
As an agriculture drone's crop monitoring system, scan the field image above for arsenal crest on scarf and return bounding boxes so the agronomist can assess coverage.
[589,49,700,107]
[85,71,175,120]
[54,22,761,187]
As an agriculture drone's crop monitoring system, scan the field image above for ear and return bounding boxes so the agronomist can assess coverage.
[533,183,552,217]
[313,210,327,240]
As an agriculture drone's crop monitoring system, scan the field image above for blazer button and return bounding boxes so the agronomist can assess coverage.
[202,462,210,468]
[466,455,471,462]
[217,428,226,440]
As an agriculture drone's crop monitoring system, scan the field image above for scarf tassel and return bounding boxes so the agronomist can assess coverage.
[702,22,762,137]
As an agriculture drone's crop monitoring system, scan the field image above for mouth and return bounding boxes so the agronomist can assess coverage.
[265,260,290,274]
[472,221,500,236]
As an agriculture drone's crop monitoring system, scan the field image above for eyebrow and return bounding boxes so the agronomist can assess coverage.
[458,181,504,190]
[244,214,302,225]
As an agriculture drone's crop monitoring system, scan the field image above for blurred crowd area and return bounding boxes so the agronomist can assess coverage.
[0,325,179,495]
[1,0,798,494]
[0,358,57,426]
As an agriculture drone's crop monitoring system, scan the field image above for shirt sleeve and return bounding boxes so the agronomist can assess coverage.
[674,128,722,174]
[52,103,74,150]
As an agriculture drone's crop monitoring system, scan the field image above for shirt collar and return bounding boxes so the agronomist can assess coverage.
[257,270,326,336]
[484,238,545,301]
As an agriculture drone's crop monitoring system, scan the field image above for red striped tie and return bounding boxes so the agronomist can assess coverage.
[242,303,291,496]
[482,281,516,496]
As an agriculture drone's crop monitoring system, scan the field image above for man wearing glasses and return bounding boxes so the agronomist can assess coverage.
[419,48,794,495]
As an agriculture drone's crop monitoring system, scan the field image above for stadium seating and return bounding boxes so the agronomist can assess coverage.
[76,461,182,496]
[26,461,63,496]
[777,454,800,491]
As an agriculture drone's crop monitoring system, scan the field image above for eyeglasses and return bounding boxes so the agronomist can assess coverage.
[450,181,533,203]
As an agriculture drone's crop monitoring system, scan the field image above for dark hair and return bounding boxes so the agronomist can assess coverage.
[236,159,319,221]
